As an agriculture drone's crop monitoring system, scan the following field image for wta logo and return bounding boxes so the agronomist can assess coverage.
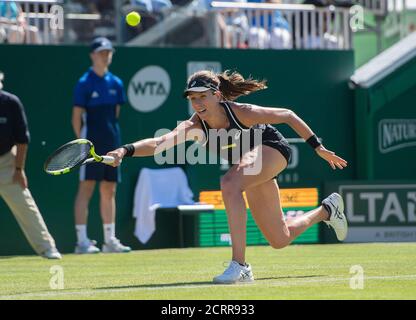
[378,119,416,153]
[128,66,171,113]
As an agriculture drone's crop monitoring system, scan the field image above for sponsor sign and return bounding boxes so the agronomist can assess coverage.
[337,183,416,242]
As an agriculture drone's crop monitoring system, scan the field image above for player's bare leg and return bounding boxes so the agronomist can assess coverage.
[245,180,329,249]
[214,145,287,284]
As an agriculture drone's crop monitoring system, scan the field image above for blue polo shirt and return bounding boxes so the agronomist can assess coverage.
[73,68,126,155]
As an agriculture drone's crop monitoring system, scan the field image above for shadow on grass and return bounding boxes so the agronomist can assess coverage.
[0,275,329,298]
[1,281,214,297]
[96,275,327,291]
[256,275,327,281]
[97,281,214,291]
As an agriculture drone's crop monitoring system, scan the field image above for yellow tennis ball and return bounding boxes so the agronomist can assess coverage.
[126,11,141,26]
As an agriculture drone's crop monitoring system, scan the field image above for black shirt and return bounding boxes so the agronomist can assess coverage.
[0,90,30,156]
[199,102,288,164]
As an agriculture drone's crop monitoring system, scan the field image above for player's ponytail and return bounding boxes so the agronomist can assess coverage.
[217,70,267,101]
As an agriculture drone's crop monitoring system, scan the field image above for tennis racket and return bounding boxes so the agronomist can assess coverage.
[44,139,116,175]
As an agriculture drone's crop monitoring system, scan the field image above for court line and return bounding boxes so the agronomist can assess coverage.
[1,274,416,299]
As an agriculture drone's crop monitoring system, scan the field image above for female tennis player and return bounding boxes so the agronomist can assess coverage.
[107,70,348,284]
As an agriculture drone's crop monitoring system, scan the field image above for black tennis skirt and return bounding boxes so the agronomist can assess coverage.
[261,125,292,165]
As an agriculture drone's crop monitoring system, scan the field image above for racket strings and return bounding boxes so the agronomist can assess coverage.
[45,143,91,171]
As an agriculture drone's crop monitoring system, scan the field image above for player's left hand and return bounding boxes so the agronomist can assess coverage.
[315,145,348,170]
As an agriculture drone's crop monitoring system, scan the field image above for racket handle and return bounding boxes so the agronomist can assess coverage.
[82,156,118,165]
[101,156,115,164]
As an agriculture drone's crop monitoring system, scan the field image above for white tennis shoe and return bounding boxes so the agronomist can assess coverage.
[102,238,131,253]
[41,248,62,259]
[322,193,348,241]
[75,239,100,254]
[213,261,254,284]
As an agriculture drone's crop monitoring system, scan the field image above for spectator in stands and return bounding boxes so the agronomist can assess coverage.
[248,0,292,49]
[130,0,173,15]
[298,0,338,49]
[0,1,41,44]
[66,0,98,42]
[0,23,6,43]
[73,0,117,41]
[0,1,24,43]
[267,0,292,49]
[199,0,249,48]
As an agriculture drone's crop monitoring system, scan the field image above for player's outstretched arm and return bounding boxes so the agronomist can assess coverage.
[107,115,203,167]
[234,104,348,170]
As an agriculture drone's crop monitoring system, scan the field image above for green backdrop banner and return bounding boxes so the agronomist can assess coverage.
[354,56,416,180]
[0,45,354,255]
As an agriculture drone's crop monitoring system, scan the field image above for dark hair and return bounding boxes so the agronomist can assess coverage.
[186,70,268,101]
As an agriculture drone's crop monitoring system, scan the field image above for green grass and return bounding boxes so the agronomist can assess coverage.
[0,243,415,300]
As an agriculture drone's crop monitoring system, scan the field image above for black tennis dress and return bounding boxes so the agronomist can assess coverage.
[198,102,292,165]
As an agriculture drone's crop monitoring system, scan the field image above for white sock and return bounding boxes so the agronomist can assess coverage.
[75,225,88,244]
[104,223,115,243]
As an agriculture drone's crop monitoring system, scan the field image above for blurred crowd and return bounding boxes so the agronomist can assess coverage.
[65,0,181,42]
[212,0,355,49]
[0,1,42,44]
[0,0,354,47]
